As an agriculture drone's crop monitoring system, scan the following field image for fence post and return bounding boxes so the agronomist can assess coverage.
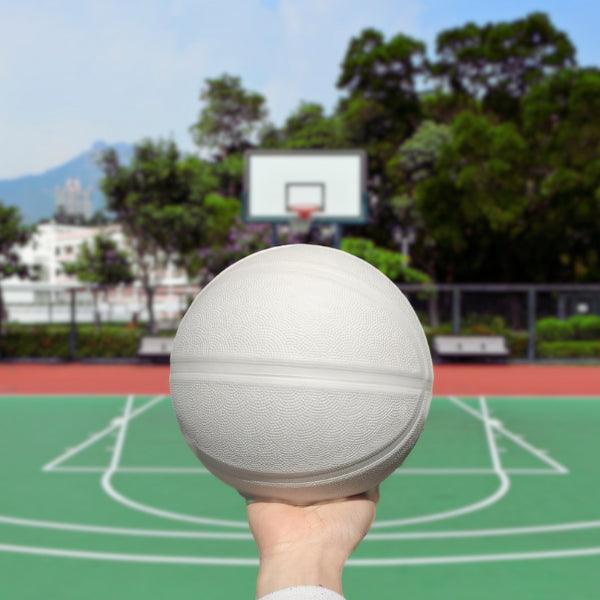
[527,287,537,361]
[69,288,77,360]
[452,287,461,334]
[557,294,567,319]
[331,224,343,249]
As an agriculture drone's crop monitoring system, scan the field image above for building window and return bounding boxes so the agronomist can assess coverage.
[55,247,60,256]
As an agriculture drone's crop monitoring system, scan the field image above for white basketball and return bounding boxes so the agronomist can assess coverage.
[170,244,433,504]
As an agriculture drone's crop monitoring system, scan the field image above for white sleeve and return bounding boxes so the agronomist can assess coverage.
[259,586,345,600]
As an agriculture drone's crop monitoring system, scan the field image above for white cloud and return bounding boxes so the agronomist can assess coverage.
[0,0,425,178]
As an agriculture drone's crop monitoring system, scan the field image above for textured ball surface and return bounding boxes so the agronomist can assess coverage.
[170,244,433,504]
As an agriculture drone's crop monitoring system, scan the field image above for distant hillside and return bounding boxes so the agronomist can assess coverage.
[0,141,133,223]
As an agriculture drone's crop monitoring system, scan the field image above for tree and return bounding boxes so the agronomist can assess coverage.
[100,140,239,331]
[101,140,219,331]
[433,12,576,119]
[414,111,529,282]
[262,102,343,149]
[0,203,32,335]
[336,28,427,177]
[335,28,427,245]
[191,74,267,158]
[519,68,600,281]
[64,235,133,327]
[386,121,451,275]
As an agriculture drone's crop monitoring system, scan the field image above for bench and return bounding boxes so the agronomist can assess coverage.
[138,336,174,362]
[433,335,509,361]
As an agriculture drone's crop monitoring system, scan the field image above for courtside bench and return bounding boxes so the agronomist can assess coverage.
[433,335,509,362]
[138,336,173,362]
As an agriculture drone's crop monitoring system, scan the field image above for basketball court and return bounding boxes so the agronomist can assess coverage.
[1,365,599,599]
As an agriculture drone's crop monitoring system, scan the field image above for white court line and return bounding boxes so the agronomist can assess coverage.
[449,396,569,474]
[42,395,165,472]
[99,395,510,530]
[100,395,134,487]
[3,510,600,542]
[372,396,511,529]
[3,542,600,567]
[100,396,248,529]
[99,395,512,530]
[50,466,561,476]
[480,395,511,500]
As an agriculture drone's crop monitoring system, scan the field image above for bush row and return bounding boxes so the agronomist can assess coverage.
[0,324,141,359]
[537,340,600,359]
[536,315,600,341]
[1,319,599,360]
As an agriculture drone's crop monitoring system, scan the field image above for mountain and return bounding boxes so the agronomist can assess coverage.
[0,141,133,223]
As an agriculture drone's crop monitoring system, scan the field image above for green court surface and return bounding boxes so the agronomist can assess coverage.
[1,394,599,599]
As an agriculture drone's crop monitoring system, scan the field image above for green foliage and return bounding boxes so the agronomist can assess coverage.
[414,111,529,281]
[536,317,573,341]
[262,103,343,149]
[64,235,133,286]
[0,324,140,359]
[537,340,600,359]
[520,68,600,281]
[433,12,576,118]
[190,74,267,157]
[569,315,600,340]
[0,203,31,280]
[537,315,600,341]
[340,237,430,283]
[389,121,452,184]
[0,202,33,335]
[336,28,426,177]
[100,139,238,331]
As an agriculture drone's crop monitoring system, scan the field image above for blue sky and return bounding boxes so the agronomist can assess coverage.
[0,0,598,179]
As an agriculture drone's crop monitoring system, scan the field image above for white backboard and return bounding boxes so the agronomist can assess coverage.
[243,150,367,223]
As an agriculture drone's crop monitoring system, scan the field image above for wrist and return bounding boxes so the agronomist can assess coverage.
[257,545,346,598]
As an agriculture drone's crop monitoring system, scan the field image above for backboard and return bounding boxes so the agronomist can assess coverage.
[243,150,368,224]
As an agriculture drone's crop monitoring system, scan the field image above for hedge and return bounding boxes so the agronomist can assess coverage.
[537,314,600,341]
[2,317,599,360]
[537,340,600,359]
[0,324,141,359]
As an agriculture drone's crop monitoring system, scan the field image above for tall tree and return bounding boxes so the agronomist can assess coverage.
[191,74,267,159]
[64,234,133,327]
[519,67,600,281]
[336,28,427,178]
[262,102,342,149]
[414,111,529,282]
[100,140,237,331]
[0,203,32,335]
[433,12,576,119]
[386,120,451,274]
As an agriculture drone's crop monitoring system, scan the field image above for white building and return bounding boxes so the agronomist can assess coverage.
[3,222,194,324]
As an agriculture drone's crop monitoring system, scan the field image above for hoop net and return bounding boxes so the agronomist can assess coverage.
[288,204,321,234]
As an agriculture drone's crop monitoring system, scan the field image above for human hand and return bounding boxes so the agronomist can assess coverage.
[247,488,379,598]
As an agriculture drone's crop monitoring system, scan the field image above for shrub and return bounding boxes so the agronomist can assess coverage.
[568,314,600,340]
[341,237,430,283]
[0,324,141,359]
[505,331,529,358]
[537,340,600,359]
[536,317,574,341]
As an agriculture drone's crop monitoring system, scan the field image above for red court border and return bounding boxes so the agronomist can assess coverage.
[0,363,599,395]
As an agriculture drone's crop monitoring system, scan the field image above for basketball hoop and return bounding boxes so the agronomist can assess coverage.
[288,204,320,235]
